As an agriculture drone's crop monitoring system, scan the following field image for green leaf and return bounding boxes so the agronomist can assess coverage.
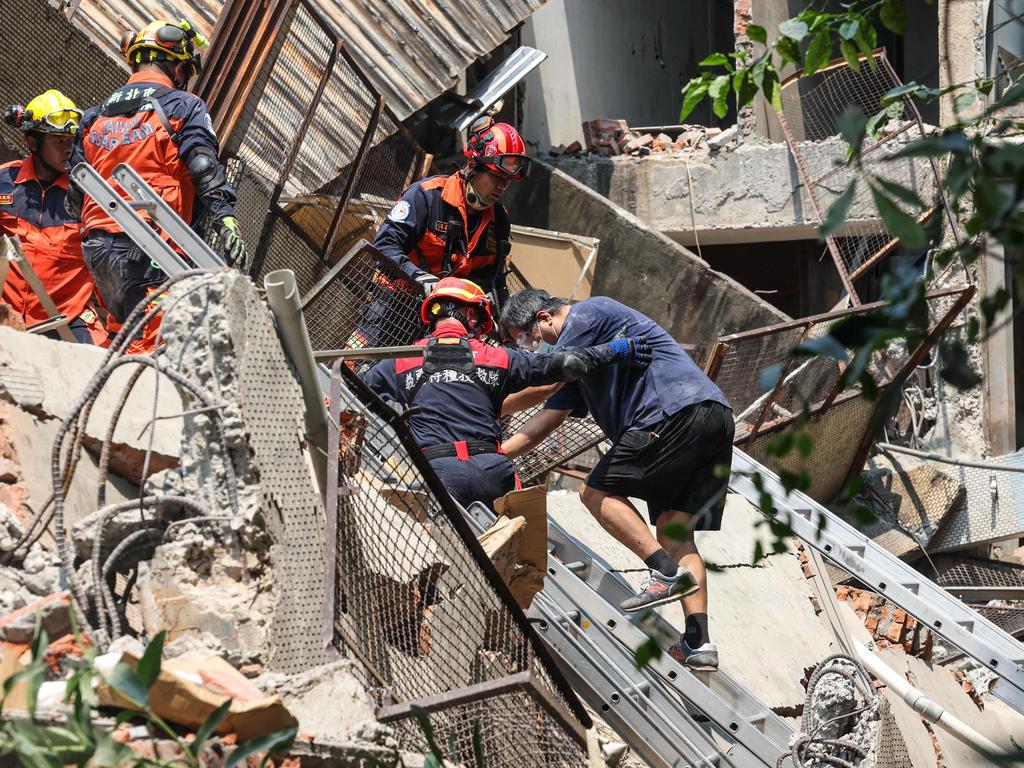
[777,36,802,67]
[837,105,868,155]
[224,727,298,768]
[779,18,810,41]
[871,185,925,247]
[820,183,857,238]
[875,177,925,209]
[190,699,232,758]
[661,521,690,541]
[953,91,976,112]
[107,663,148,710]
[889,132,971,159]
[679,78,710,121]
[407,706,445,764]
[764,68,784,112]
[797,334,850,362]
[472,720,485,768]
[633,638,662,669]
[709,74,731,118]
[734,68,758,107]
[136,630,165,689]
[700,52,730,67]
[840,40,861,71]
[880,0,906,33]
[795,433,813,458]
[839,19,860,40]
[747,24,768,44]
[866,108,889,137]
[804,30,832,76]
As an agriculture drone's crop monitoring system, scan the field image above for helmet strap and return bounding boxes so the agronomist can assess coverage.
[465,177,490,211]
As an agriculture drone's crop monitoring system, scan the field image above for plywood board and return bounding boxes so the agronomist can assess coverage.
[508,225,598,299]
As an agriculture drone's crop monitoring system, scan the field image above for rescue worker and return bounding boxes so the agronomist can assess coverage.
[500,290,735,671]
[360,277,650,509]
[348,118,527,352]
[67,18,245,352]
[1,90,102,343]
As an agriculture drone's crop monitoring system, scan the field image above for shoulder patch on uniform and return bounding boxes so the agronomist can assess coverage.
[388,200,410,222]
[0,194,12,206]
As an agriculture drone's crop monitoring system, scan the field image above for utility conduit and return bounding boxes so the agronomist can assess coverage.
[851,642,1014,760]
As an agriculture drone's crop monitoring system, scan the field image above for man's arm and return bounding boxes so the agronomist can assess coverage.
[500,382,564,417]
[176,98,236,223]
[501,408,572,459]
[373,186,433,285]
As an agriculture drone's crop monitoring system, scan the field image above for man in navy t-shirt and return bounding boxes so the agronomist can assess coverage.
[500,290,734,671]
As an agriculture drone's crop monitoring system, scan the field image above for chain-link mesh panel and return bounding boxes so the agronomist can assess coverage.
[384,688,586,768]
[707,287,973,444]
[325,363,589,767]
[742,393,880,501]
[502,408,607,487]
[228,0,426,286]
[300,241,424,355]
[924,555,1024,589]
[777,51,945,299]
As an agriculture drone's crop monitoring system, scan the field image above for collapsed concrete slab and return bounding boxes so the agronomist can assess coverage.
[504,160,788,349]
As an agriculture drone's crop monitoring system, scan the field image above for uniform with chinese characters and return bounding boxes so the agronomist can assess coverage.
[361,322,554,508]
[68,70,237,349]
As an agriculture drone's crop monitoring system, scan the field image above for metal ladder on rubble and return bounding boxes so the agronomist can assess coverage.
[69,162,224,272]
[81,164,1024,759]
[730,449,1024,716]
[461,500,794,768]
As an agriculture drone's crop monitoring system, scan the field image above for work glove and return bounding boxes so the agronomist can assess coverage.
[413,271,440,295]
[217,215,248,270]
[606,336,652,368]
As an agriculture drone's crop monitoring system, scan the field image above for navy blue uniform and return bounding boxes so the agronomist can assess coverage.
[362,324,560,508]
[348,173,511,352]
[546,297,734,527]
[545,297,729,440]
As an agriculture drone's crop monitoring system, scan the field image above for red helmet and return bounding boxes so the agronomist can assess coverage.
[464,117,530,180]
[421,277,495,335]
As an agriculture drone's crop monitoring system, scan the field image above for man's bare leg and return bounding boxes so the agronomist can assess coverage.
[656,508,717,668]
[656,509,706,617]
[579,483,662,559]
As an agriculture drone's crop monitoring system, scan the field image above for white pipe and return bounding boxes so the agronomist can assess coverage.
[263,269,329,498]
[852,642,1016,760]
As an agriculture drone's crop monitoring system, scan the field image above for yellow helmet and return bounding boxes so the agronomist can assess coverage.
[120,19,207,78]
[2,90,81,135]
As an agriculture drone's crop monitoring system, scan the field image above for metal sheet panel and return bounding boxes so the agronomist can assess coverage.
[67,0,545,119]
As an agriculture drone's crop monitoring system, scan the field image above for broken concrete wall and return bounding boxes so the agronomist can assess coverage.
[504,160,789,348]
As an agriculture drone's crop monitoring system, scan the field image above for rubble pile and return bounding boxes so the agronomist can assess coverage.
[556,117,740,158]
[0,272,404,765]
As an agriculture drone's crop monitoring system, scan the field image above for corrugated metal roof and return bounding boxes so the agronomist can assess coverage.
[68,0,545,119]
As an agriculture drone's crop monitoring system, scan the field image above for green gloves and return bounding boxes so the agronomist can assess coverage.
[218,215,248,270]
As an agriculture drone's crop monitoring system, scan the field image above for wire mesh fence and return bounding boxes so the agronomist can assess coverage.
[300,240,423,357]
[218,0,428,291]
[777,50,950,302]
[326,362,589,766]
[705,286,974,445]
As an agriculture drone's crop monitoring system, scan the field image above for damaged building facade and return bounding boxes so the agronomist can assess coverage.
[0,0,1023,766]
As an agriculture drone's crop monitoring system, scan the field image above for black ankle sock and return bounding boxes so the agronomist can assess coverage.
[684,613,709,647]
[644,549,678,577]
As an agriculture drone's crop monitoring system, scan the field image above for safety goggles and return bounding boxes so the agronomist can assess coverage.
[510,321,542,351]
[479,153,531,180]
[34,108,83,134]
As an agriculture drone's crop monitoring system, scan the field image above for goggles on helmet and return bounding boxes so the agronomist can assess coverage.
[477,153,531,180]
[33,108,83,135]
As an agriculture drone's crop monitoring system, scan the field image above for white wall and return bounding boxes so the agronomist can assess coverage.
[521,0,722,151]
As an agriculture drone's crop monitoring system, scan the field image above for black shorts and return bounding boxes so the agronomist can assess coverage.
[586,400,735,529]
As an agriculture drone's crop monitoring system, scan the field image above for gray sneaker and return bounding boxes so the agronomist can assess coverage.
[620,568,698,613]
[669,640,719,671]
